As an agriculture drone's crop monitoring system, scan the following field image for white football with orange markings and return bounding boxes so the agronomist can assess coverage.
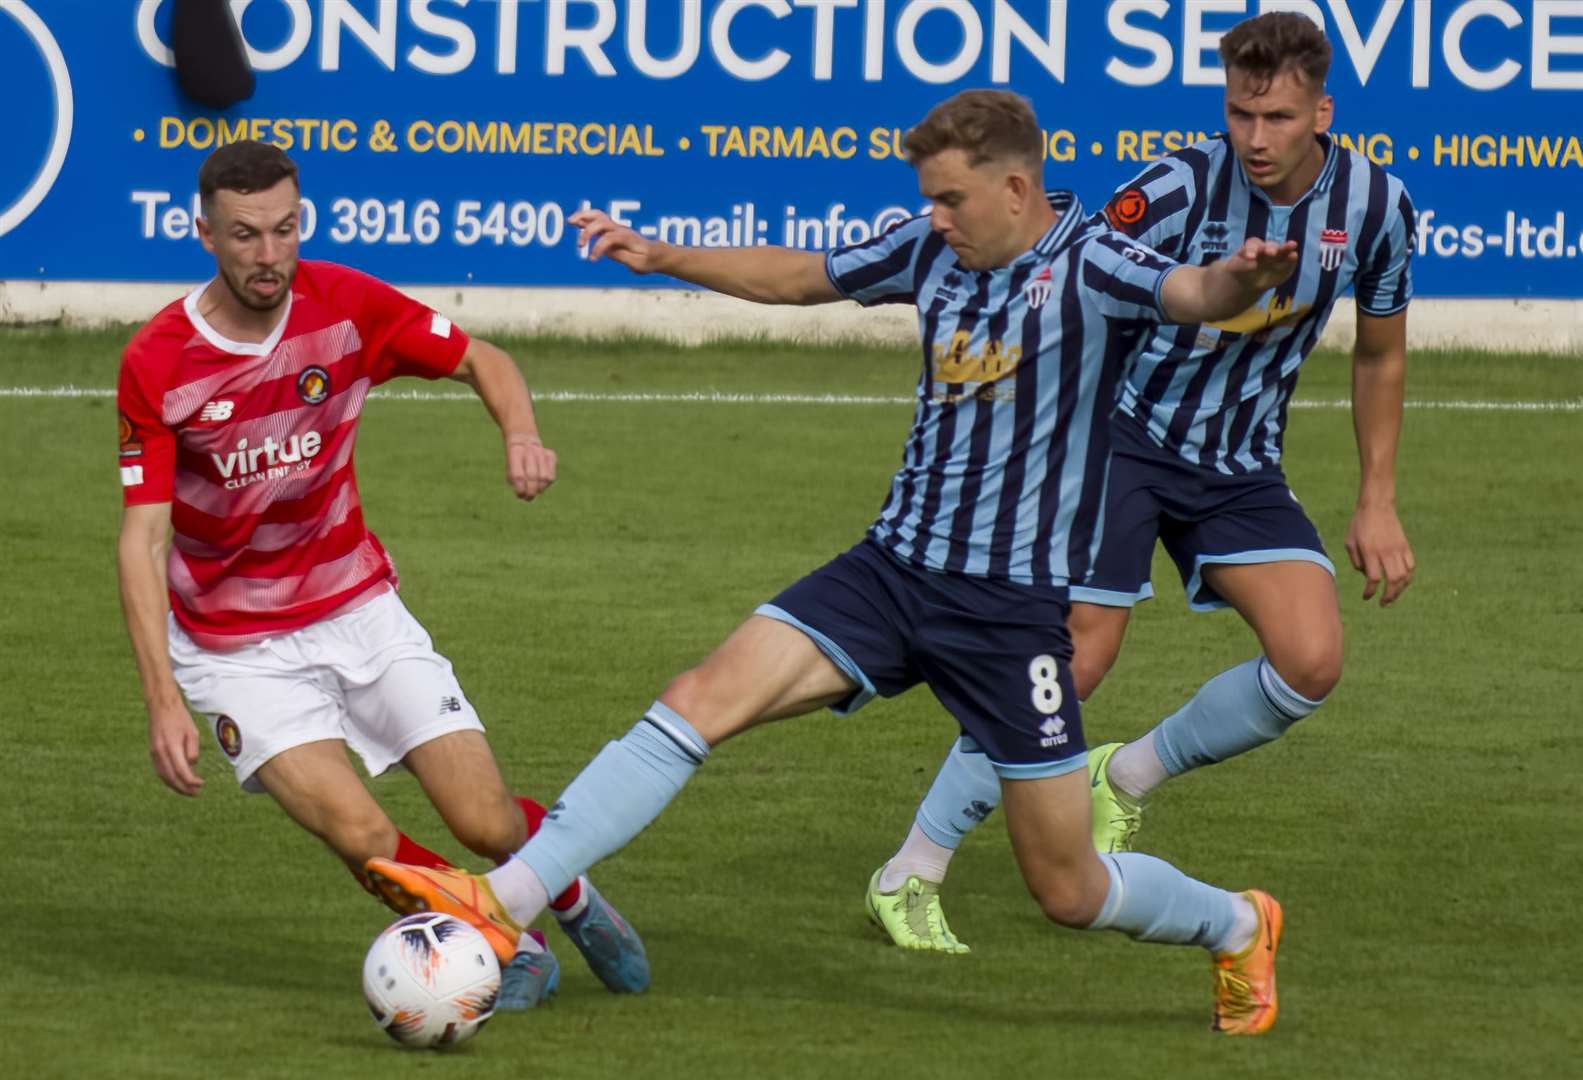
[362,912,501,1049]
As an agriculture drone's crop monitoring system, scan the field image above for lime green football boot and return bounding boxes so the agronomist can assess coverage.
[1088,742,1144,853]
[865,869,970,954]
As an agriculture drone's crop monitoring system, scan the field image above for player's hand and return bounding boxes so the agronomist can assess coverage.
[148,700,204,796]
[506,435,556,501]
[1225,237,1300,292]
[570,209,664,273]
[1345,503,1415,606]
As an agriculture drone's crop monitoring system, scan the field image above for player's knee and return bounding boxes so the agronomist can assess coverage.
[1028,875,1101,928]
[1271,641,1342,703]
[1070,650,1115,702]
[325,814,399,867]
[658,666,709,717]
[657,666,736,743]
[451,803,526,863]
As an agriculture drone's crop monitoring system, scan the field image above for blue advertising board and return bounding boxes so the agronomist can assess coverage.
[3,0,1582,296]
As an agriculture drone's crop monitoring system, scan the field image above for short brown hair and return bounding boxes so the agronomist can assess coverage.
[198,140,298,211]
[902,89,1045,173]
[1219,12,1331,93]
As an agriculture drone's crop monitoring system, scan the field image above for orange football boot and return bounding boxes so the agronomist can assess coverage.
[365,859,524,966]
[1210,889,1284,1035]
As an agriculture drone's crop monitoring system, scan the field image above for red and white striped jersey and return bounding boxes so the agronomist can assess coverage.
[118,260,470,648]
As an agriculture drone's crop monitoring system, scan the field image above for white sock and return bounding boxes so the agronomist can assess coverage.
[1220,893,1260,955]
[514,929,546,955]
[550,875,592,923]
[487,856,550,926]
[1107,736,1171,802]
[877,823,955,892]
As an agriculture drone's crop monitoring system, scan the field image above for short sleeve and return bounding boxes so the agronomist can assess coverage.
[825,215,931,307]
[1078,231,1183,322]
[117,345,177,506]
[341,268,471,385]
[1099,154,1199,259]
[1355,183,1415,317]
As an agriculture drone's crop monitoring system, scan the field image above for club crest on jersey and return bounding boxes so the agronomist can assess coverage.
[297,366,331,405]
[1319,228,1349,271]
[1200,221,1231,255]
[215,715,242,759]
[118,412,142,458]
[1023,265,1054,309]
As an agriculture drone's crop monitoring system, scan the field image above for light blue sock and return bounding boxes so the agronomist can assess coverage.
[1152,657,1323,776]
[915,737,1002,848]
[515,702,709,898]
[1087,852,1245,952]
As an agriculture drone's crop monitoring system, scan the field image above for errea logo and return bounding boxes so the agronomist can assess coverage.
[198,400,234,422]
[1038,714,1069,749]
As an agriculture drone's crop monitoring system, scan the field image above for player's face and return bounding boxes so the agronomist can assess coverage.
[1224,65,1334,202]
[917,149,1027,270]
[198,179,302,312]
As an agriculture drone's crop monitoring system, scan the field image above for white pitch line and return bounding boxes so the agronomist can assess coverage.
[0,385,1578,412]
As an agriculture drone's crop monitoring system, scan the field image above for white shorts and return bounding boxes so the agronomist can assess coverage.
[168,590,485,793]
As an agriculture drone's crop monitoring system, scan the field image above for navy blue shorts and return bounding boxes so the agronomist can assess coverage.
[1071,417,1334,611]
[757,538,1085,780]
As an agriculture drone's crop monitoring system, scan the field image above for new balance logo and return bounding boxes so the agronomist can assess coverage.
[964,799,995,824]
[438,696,462,714]
[198,400,234,422]
[1039,715,1069,749]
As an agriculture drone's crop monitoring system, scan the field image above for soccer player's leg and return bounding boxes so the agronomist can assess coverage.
[170,628,418,883]
[251,739,403,879]
[401,732,626,1001]
[1000,773,1282,1034]
[1067,603,1143,853]
[939,620,1279,1035]
[1066,421,1167,851]
[1117,477,1337,799]
[867,736,992,953]
[371,541,911,948]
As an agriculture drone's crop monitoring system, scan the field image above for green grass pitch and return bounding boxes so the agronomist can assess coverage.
[0,326,1578,1078]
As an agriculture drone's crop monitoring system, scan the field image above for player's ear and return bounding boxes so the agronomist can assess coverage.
[195,211,217,255]
[1005,168,1031,212]
[1313,93,1334,135]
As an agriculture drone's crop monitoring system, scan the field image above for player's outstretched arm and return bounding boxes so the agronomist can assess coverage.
[450,338,557,501]
[570,209,842,306]
[1160,238,1300,325]
[117,502,204,796]
[1345,308,1415,606]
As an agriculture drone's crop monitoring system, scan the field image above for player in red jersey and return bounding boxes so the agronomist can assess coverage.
[115,140,649,1007]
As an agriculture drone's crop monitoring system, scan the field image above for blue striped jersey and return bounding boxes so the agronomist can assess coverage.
[1098,133,1415,473]
[825,193,1179,590]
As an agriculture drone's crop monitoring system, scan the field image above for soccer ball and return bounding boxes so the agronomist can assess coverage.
[362,912,501,1049]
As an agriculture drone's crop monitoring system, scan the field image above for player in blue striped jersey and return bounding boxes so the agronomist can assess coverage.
[872,14,1418,963]
[365,89,1299,1035]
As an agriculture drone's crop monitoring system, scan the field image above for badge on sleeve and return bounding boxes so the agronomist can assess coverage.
[1104,188,1150,235]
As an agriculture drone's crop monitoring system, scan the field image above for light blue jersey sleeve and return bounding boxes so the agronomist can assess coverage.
[1077,231,1183,322]
[1355,180,1416,316]
[825,215,932,307]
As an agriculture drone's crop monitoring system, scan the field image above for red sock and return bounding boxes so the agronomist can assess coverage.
[395,832,454,870]
[514,796,583,913]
